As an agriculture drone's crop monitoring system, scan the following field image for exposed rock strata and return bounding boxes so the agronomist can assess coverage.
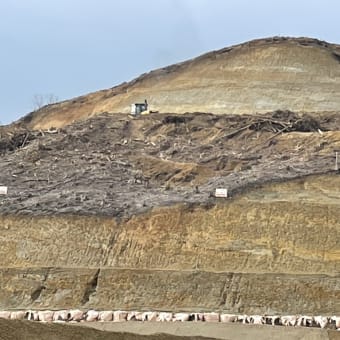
[0,173,339,313]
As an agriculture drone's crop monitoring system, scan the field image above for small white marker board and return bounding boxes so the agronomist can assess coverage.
[215,188,228,198]
[0,186,8,195]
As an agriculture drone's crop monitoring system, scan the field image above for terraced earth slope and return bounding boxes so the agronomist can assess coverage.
[16,37,340,130]
[0,111,339,314]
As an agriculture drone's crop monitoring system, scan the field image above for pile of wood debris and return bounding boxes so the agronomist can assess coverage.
[0,111,339,217]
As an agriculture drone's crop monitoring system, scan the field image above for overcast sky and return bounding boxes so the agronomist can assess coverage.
[0,0,339,124]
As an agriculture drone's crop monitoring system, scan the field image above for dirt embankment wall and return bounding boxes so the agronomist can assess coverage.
[0,174,339,313]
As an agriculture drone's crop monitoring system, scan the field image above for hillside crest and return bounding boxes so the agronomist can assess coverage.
[15,36,340,130]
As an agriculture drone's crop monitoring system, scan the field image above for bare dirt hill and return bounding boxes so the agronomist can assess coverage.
[0,37,340,339]
[15,37,340,130]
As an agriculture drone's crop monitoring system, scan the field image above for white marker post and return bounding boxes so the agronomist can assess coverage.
[0,186,8,195]
[215,188,228,198]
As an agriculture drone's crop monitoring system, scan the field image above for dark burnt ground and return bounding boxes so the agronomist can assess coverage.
[0,111,339,218]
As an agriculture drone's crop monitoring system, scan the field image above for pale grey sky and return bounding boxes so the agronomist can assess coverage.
[0,0,339,124]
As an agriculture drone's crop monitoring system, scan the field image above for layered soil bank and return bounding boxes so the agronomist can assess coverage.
[0,174,339,313]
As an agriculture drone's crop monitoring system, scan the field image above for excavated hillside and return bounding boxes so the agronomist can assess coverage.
[0,110,339,314]
[16,37,340,130]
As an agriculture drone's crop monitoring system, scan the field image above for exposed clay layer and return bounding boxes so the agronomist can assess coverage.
[0,174,339,273]
[0,267,339,314]
[0,173,339,313]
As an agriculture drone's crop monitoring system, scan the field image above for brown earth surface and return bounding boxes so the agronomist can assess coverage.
[0,319,215,340]
[0,110,339,314]
[1,319,339,340]
[13,37,340,130]
[79,321,340,340]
